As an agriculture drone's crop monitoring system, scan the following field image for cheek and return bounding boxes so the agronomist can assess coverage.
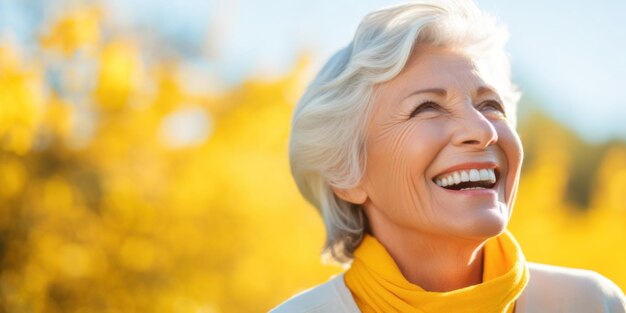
[406,126,450,178]
[501,127,523,172]
[365,125,415,194]
[363,123,447,208]
[496,123,523,202]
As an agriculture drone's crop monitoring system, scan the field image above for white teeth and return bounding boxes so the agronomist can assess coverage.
[489,170,496,182]
[469,169,480,182]
[479,169,490,181]
[452,172,461,184]
[461,171,469,182]
[435,168,497,188]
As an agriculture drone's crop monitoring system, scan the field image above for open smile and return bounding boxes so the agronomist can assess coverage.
[432,165,500,191]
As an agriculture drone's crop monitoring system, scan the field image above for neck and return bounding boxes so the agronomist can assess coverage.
[369,220,487,292]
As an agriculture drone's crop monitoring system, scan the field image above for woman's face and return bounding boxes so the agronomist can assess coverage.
[349,45,523,240]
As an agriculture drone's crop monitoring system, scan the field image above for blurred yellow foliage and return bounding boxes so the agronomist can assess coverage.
[94,41,141,110]
[0,46,44,155]
[41,7,101,54]
[0,4,625,313]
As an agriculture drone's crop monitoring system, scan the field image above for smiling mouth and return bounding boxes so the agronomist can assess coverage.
[433,168,499,191]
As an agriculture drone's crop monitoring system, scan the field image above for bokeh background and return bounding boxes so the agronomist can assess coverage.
[1,0,625,312]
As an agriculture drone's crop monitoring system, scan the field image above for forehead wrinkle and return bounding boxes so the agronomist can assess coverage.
[416,50,499,100]
[446,67,486,97]
[378,49,499,118]
[424,73,495,113]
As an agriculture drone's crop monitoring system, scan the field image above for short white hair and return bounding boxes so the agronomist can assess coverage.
[289,0,520,264]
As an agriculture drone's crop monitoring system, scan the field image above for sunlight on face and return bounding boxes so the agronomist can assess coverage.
[358,45,523,241]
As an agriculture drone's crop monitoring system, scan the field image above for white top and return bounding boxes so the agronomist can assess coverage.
[271,263,626,313]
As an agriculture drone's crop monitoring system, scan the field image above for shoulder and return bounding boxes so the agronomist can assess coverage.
[517,262,626,313]
[269,274,360,313]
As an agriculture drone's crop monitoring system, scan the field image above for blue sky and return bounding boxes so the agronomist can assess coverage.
[210,0,626,142]
[2,0,625,142]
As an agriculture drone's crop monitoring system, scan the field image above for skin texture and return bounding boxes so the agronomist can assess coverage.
[334,45,523,292]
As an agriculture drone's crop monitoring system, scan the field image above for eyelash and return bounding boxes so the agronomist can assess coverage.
[409,101,441,118]
[409,100,506,118]
[478,100,506,116]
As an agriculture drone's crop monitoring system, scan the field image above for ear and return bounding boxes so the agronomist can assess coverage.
[331,185,368,205]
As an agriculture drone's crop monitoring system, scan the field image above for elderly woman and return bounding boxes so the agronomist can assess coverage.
[272,1,626,312]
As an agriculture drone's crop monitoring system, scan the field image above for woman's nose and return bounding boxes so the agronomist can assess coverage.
[451,109,498,149]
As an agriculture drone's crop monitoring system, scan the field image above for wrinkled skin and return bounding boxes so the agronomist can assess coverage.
[334,45,523,291]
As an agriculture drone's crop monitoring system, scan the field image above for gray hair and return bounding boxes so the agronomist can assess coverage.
[289,0,520,264]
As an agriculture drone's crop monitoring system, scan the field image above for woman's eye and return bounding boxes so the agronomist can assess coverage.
[409,101,441,118]
[478,100,506,116]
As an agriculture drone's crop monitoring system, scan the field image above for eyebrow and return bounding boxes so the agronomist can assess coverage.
[476,86,498,96]
[406,88,447,98]
[404,86,498,100]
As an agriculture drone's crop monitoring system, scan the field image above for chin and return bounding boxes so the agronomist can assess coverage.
[455,203,510,240]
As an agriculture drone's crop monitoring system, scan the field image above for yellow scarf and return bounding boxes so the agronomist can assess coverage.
[344,230,529,313]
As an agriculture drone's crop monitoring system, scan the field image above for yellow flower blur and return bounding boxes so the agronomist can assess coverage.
[0,4,624,313]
